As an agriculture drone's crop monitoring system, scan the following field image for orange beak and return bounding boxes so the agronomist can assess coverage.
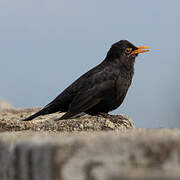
[131,46,150,55]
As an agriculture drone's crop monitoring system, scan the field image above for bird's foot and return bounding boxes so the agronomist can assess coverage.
[98,113,124,123]
[98,112,113,119]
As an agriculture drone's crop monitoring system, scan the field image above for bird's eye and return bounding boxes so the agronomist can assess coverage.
[125,48,132,54]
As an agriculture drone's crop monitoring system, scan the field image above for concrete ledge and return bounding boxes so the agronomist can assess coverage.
[0,108,134,132]
[0,129,180,180]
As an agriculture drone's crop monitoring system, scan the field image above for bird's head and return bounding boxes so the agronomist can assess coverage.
[106,40,149,68]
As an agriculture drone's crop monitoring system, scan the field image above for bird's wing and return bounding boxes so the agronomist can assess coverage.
[47,61,115,112]
[43,88,73,112]
[43,63,109,111]
[58,78,114,120]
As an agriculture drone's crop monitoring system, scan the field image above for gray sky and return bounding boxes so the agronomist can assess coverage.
[0,0,180,128]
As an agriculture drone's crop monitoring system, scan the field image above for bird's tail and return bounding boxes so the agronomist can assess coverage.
[22,110,43,121]
[22,104,60,121]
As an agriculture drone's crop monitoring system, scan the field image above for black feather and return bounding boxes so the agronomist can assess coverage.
[22,40,145,121]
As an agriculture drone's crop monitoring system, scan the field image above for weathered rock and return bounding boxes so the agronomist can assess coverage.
[0,108,134,132]
[0,129,180,180]
[1,107,180,179]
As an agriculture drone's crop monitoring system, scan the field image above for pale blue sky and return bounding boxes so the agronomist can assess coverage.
[0,0,180,127]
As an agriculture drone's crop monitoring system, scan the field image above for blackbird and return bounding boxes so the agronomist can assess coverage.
[22,40,149,121]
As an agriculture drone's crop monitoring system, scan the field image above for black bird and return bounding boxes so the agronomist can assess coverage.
[22,40,149,121]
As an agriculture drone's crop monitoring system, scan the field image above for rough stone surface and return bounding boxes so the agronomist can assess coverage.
[0,130,180,180]
[1,107,180,179]
[0,108,134,132]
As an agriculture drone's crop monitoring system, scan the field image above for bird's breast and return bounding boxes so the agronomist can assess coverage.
[115,72,133,103]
